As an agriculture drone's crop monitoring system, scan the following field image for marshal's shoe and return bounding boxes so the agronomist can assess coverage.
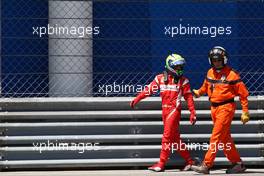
[226,162,246,174]
[190,162,210,174]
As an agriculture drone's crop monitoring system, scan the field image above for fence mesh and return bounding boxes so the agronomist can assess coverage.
[1,0,264,97]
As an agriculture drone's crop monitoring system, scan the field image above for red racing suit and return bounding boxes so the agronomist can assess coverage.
[131,73,196,165]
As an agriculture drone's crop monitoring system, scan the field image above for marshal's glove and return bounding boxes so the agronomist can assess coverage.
[241,111,250,124]
[192,89,200,98]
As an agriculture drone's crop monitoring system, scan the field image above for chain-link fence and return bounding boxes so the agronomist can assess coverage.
[1,0,264,97]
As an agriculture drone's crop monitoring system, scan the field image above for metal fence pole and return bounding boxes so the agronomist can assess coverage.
[48,0,93,97]
[0,0,1,95]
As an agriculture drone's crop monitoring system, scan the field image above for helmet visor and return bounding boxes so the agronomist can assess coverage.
[171,64,184,71]
[170,64,184,76]
[170,59,185,67]
[211,58,223,62]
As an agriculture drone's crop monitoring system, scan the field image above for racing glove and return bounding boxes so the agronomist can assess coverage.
[130,98,141,109]
[190,112,197,125]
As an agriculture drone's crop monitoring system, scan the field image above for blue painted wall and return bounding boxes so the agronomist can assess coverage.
[1,1,263,96]
[1,0,48,97]
[149,2,240,90]
[94,1,264,96]
[93,2,152,96]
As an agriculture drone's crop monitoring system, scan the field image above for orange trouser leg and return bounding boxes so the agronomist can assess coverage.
[160,108,192,164]
[204,103,241,168]
[222,132,242,163]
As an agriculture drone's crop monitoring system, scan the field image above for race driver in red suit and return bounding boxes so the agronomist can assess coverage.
[130,54,197,172]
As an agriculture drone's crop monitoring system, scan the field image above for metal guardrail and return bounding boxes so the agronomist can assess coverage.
[0,110,263,120]
[0,96,263,111]
[0,121,263,136]
[0,145,262,162]
[0,97,263,170]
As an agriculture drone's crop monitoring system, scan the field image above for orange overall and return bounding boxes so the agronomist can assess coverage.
[197,66,249,168]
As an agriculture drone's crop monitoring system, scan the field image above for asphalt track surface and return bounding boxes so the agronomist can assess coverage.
[2,169,264,176]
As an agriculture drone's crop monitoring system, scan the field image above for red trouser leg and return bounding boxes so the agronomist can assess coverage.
[159,108,192,164]
[204,103,241,168]
[172,131,193,164]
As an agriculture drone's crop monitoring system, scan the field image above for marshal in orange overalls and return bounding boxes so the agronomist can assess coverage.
[195,65,249,168]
